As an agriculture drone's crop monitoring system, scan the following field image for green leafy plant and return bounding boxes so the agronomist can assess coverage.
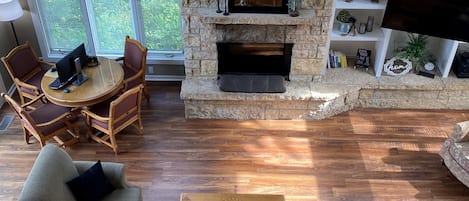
[398,33,429,72]
[336,10,352,23]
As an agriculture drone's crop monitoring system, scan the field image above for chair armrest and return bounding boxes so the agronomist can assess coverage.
[115,57,124,62]
[14,78,41,95]
[122,70,144,89]
[21,93,46,108]
[81,109,110,122]
[73,161,128,189]
[39,60,55,67]
[451,120,469,142]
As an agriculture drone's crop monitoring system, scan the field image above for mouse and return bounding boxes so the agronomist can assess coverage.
[63,88,71,93]
[50,67,57,72]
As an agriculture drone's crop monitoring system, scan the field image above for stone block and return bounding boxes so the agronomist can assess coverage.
[185,100,266,119]
[184,60,201,69]
[447,96,469,109]
[201,60,218,76]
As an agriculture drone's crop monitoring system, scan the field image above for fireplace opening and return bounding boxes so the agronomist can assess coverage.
[217,42,292,93]
[229,0,288,14]
[217,42,293,79]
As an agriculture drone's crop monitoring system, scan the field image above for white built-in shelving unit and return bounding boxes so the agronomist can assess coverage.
[326,0,465,78]
[326,0,391,77]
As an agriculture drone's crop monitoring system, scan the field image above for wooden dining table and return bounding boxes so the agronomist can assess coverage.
[41,57,124,108]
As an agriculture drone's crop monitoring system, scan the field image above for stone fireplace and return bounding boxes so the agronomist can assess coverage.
[180,0,338,120]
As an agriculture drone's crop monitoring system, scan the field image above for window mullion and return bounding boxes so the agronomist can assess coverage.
[131,0,145,43]
[83,0,100,56]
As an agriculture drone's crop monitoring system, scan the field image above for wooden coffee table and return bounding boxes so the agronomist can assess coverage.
[180,193,285,201]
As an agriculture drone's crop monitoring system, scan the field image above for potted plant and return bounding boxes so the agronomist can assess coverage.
[398,33,429,73]
[336,10,353,35]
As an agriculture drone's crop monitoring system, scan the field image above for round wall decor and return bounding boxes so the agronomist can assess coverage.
[384,57,412,76]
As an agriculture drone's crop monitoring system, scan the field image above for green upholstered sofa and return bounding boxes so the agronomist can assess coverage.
[18,144,142,201]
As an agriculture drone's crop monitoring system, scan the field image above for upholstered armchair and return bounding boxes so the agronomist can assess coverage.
[115,36,149,103]
[1,93,80,148]
[18,144,142,201]
[1,42,53,105]
[440,120,469,187]
[81,85,144,154]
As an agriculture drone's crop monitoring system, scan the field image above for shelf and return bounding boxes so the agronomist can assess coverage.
[335,0,387,10]
[330,25,384,41]
[197,8,316,25]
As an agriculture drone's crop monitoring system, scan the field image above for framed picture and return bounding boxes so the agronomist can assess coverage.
[355,49,371,68]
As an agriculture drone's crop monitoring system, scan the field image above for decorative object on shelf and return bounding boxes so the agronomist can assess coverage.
[358,22,367,34]
[336,10,353,36]
[355,48,371,70]
[0,0,24,46]
[287,0,300,17]
[348,17,357,36]
[223,0,229,16]
[216,0,222,13]
[397,33,429,73]
[418,62,436,78]
[328,49,348,68]
[424,62,435,71]
[366,16,374,32]
[384,57,412,76]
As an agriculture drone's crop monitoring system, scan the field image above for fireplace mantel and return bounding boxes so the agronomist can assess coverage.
[196,8,316,25]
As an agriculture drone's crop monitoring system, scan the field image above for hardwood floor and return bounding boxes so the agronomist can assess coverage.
[1,81,469,201]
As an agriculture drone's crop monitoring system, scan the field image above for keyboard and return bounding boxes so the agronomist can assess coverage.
[48,78,69,90]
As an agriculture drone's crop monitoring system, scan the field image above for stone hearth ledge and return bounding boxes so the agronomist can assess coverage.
[180,68,469,120]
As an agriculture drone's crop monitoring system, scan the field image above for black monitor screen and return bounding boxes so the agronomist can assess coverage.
[56,43,87,83]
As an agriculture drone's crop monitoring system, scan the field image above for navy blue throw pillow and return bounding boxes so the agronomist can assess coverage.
[66,160,115,201]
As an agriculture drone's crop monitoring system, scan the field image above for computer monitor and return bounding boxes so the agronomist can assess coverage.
[55,43,87,84]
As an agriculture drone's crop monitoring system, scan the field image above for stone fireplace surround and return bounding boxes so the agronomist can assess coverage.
[180,0,333,119]
[180,0,469,120]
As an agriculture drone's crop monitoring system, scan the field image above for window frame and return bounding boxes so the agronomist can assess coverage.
[27,0,184,65]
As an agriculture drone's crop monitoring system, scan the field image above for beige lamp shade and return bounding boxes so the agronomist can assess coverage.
[0,0,23,22]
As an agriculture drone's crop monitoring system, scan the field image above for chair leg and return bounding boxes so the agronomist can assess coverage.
[143,86,150,104]
[23,129,31,144]
[109,134,118,154]
[137,118,143,134]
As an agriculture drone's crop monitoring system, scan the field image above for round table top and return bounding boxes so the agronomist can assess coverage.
[41,57,124,107]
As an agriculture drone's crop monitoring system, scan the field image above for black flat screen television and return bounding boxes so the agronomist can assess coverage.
[55,43,87,85]
[382,0,469,42]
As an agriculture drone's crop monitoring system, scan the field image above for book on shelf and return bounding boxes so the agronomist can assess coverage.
[328,50,348,68]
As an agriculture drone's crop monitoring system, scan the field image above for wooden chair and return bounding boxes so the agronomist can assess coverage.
[115,36,149,103]
[81,85,144,154]
[1,42,53,105]
[1,93,80,148]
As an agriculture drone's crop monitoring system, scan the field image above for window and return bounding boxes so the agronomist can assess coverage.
[28,0,183,63]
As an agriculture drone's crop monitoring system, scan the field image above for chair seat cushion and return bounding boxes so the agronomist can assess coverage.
[66,160,115,201]
[91,110,138,130]
[27,103,75,136]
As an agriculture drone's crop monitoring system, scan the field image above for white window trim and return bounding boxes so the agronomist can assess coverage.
[27,0,184,65]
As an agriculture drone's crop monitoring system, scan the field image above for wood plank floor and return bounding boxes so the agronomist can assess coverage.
[1,81,469,201]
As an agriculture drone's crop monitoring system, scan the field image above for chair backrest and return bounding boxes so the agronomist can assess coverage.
[1,93,38,134]
[108,84,143,132]
[1,42,41,81]
[123,36,148,74]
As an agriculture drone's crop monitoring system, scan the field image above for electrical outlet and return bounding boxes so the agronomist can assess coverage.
[148,66,155,74]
